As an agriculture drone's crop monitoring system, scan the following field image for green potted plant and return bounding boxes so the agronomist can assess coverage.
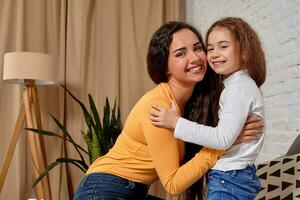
[27,84,122,187]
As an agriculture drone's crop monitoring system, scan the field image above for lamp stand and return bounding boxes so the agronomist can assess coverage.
[0,80,52,200]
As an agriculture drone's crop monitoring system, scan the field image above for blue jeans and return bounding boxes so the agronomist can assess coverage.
[74,173,149,200]
[208,165,261,200]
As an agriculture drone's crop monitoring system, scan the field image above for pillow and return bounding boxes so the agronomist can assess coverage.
[286,134,300,156]
[255,153,300,199]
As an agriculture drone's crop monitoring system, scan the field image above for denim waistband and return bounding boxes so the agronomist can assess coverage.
[90,172,149,191]
[246,164,257,172]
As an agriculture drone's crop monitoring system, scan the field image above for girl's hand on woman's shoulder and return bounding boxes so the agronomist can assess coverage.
[149,100,179,129]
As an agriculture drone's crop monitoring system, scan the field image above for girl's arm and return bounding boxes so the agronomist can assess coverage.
[150,87,263,150]
[150,103,263,145]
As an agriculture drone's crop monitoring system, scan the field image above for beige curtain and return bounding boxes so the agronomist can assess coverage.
[0,0,181,199]
[0,0,66,199]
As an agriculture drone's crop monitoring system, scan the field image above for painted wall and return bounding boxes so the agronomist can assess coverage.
[186,0,300,164]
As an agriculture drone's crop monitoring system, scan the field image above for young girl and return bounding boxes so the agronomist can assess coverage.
[150,17,266,200]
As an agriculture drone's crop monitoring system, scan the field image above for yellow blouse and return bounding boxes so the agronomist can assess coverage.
[87,83,223,195]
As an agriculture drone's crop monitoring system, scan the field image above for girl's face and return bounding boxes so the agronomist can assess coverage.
[207,27,241,78]
[167,29,207,87]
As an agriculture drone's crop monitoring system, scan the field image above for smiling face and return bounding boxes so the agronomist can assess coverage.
[207,27,241,78]
[167,28,207,87]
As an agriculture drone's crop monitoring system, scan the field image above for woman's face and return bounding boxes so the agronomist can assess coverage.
[167,29,207,87]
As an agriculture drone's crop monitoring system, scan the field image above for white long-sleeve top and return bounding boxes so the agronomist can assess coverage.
[175,70,265,171]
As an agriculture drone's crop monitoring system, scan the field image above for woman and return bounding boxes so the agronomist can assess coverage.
[74,21,262,200]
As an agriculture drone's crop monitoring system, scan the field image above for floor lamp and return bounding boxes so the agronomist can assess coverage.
[0,52,55,199]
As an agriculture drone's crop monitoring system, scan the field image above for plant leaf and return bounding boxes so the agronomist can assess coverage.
[25,128,89,155]
[89,94,102,132]
[49,113,87,165]
[90,126,101,163]
[56,158,88,172]
[82,130,93,163]
[103,97,110,130]
[32,158,88,188]
[60,84,95,132]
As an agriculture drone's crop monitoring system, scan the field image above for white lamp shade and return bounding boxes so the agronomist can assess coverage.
[3,52,56,85]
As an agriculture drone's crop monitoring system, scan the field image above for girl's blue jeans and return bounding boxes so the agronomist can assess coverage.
[208,165,261,200]
[74,173,149,200]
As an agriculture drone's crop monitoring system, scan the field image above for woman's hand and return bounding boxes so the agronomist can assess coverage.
[234,115,264,144]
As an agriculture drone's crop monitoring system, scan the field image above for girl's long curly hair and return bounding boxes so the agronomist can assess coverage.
[182,66,223,200]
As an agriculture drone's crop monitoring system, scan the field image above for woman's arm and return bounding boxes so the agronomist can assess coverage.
[142,97,223,195]
[233,115,264,145]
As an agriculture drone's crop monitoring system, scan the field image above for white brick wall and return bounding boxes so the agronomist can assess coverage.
[186,0,300,164]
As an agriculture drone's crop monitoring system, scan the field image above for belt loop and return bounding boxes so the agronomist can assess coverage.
[249,164,256,173]
[126,180,136,189]
[231,170,238,177]
[131,181,136,189]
